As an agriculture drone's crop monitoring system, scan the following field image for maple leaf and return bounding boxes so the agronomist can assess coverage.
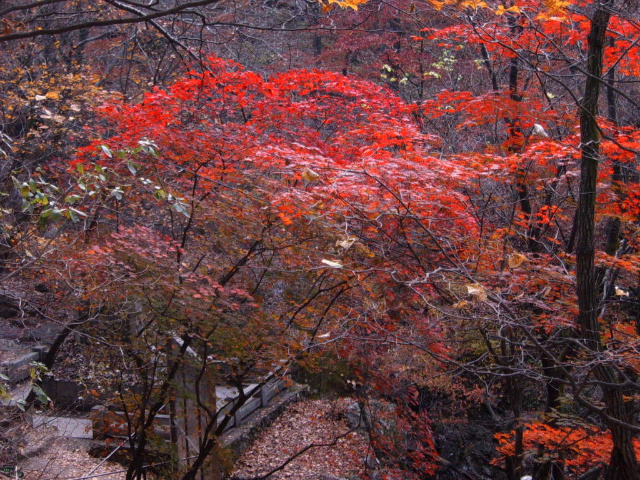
[495,5,521,15]
[321,0,368,11]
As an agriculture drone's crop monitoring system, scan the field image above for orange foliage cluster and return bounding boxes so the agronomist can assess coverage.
[494,422,640,471]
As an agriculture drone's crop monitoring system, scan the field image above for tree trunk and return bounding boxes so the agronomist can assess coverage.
[575,1,638,479]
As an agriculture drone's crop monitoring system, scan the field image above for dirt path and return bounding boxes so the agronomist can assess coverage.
[232,399,369,480]
[20,435,125,480]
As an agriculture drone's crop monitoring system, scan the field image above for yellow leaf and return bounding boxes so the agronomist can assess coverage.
[466,284,487,302]
[324,0,368,11]
[508,253,527,269]
[615,287,629,297]
[539,0,571,18]
[461,0,487,9]
[45,91,60,100]
[495,4,519,15]
[302,168,320,182]
[453,300,469,309]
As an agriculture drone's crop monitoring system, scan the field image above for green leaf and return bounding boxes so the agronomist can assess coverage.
[172,202,190,217]
[138,138,158,156]
[110,188,124,201]
[31,384,50,404]
[49,209,64,221]
[68,208,87,221]
[0,465,24,478]
[100,145,113,158]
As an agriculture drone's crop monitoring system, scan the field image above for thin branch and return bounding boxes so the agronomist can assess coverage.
[0,0,222,42]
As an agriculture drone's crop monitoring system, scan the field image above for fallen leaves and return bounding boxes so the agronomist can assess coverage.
[232,399,369,479]
[20,432,125,480]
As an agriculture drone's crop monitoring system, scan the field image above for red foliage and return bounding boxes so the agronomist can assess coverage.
[494,422,640,472]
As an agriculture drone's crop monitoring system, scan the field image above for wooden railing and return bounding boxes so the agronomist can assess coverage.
[90,376,287,440]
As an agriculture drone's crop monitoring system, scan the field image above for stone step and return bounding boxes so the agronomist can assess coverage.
[31,414,93,439]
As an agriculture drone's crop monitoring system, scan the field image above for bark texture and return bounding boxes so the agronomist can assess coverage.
[576,2,638,479]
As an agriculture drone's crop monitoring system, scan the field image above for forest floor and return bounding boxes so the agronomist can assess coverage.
[12,398,367,480]
[20,432,125,480]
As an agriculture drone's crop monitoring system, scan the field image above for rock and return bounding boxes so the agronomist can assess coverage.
[34,283,50,293]
[0,294,19,318]
[0,325,22,340]
[21,323,62,343]
[343,398,396,431]
[0,338,17,350]
[433,421,500,480]
[344,401,362,429]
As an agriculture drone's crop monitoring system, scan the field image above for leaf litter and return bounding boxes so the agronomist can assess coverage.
[232,399,369,480]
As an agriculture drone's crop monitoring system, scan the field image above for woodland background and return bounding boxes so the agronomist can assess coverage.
[1,1,640,479]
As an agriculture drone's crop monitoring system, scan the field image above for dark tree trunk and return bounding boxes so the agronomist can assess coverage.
[575,2,638,479]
